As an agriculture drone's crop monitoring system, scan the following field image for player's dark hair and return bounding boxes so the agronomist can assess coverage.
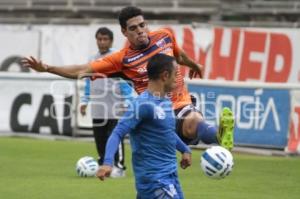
[95,27,113,41]
[118,6,143,29]
[147,54,176,80]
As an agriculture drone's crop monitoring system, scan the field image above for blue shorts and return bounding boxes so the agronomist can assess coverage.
[136,173,184,199]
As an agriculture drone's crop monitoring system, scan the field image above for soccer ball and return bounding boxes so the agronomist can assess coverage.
[76,156,99,177]
[200,146,234,179]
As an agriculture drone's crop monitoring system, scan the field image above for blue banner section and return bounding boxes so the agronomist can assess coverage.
[188,84,290,148]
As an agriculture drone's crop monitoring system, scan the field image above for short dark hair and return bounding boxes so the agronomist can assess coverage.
[147,54,176,80]
[118,6,143,29]
[95,27,113,41]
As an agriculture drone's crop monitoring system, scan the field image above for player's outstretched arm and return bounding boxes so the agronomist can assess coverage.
[21,56,92,79]
[176,50,203,79]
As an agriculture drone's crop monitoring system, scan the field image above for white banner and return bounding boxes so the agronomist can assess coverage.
[0,73,76,135]
[184,27,300,83]
[1,24,299,83]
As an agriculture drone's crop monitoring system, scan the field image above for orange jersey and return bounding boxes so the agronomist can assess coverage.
[90,29,191,110]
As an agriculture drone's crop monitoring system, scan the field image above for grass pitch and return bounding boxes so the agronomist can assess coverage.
[0,136,299,199]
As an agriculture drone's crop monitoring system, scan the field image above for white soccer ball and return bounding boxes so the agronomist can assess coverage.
[76,156,99,177]
[200,146,234,179]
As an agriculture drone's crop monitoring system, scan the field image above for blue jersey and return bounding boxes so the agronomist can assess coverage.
[104,90,190,185]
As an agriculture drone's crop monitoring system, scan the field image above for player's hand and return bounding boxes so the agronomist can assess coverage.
[80,104,87,116]
[189,64,203,79]
[180,152,192,169]
[21,56,48,72]
[96,165,112,181]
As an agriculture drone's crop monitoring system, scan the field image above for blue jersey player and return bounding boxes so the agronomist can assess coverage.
[97,54,192,199]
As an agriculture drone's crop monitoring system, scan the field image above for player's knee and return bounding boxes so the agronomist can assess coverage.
[182,111,204,139]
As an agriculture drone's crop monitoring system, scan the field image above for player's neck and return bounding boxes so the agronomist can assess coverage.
[147,81,166,97]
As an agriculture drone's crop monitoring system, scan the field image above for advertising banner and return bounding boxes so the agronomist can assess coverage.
[188,82,290,148]
[0,24,300,83]
[185,27,300,83]
[0,74,75,135]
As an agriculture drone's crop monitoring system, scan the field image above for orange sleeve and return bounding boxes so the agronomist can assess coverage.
[89,50,124,75]
[160,28,181,57]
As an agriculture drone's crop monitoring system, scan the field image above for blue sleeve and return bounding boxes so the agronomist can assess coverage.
[103,124,128,166]
[175,133,191,154]
[103,99,154,165]
[81,78,90,103]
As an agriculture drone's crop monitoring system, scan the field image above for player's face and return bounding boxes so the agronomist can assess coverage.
[122,15,149,49]
[96,34,112,54]
[164,61,177,92]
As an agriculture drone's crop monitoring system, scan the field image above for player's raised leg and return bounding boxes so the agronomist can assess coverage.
[179,106,235,150]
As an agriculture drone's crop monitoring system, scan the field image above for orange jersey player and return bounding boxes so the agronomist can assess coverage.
[90,28,190,110]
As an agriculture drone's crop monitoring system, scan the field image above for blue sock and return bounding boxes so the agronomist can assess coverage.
[197,121,218,144]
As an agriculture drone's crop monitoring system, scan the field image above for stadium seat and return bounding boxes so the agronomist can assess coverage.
[134,0,174,8]
[93,0,132,7]
[72,0,94,7]
[0,0,29,8]
[31,0,70,7]
[177,0,220,9]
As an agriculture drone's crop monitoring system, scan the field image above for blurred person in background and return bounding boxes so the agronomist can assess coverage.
[80,27,135,178]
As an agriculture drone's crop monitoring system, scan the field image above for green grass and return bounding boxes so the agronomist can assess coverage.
[0,137,299,199]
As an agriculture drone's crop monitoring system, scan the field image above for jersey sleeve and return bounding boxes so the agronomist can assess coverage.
[160,28,181,57]
[89,50,124,76]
